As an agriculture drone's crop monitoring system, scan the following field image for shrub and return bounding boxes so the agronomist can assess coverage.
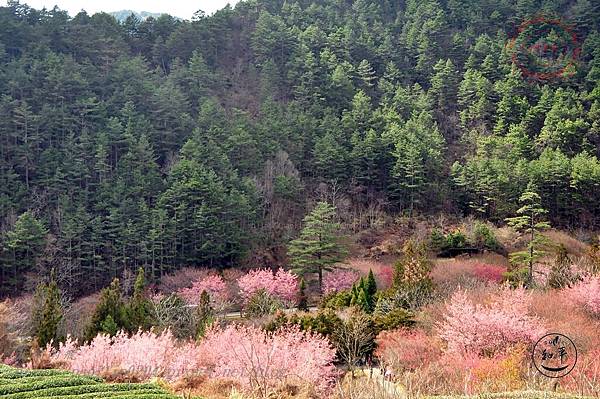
[244,290,282,318]
[332,310,375,370]
[372,308,415,333]
[470,344,527,393]
[472,222,501,252]
[564,276,600,317]
[320,290,352,310]
[150,293,195,338]
[375,329,441,372]
[438,287,545,357]
[237,268,298,307]
[200,324,337,396]
[265,309,343,339]
[322,269,360,294]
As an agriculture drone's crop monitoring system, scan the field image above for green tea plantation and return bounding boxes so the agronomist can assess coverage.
[0,365,178,399]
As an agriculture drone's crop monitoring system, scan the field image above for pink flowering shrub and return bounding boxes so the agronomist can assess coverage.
[375,329,442,372]
[322,269,360,294]
[178,274,231,311]
[564,276,600,317]
[438,287,545,356]
[472,263,506,283]
[237,268,298,306]
[49,330,205,381]
[200,324,337,395]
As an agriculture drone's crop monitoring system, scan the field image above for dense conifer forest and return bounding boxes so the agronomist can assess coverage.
[1,0,600,297]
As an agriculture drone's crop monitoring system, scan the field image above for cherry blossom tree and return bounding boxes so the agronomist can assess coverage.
[201,323,337,395]
[49,330,205,380]
[237,268,298,307]
[438,287,545,356]
[178,274,231,311]
[564,276,600,317]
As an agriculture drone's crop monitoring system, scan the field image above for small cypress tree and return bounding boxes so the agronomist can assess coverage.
[84,278,129,341]
[297,278,309,311]
[128,267,152,330]
[366,269,377,298]
[350,278,374,313]
[32,270,63,348]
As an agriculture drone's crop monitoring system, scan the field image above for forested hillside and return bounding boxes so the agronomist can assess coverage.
[1,0,599,296]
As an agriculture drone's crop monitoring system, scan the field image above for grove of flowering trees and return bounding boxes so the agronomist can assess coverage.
[49,325,337,394]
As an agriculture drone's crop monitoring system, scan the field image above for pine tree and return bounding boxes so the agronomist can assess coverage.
[505,184,551,287]
[288,202,347,291]
[4,211,47,294]
[357,59,376,89]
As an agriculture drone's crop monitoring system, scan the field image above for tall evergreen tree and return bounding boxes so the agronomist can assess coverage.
[288,202,347,291]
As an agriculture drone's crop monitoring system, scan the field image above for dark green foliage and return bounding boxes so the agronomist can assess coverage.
[84,279,130,341]
[372,308,415,333]
[506,184,551,287]
[472,222,502,252]
[244,289,282,318]
[127,268,152,331]
[430,223,502,255]
[366,269,377,298]
[264,309,343,338]
[31,270,63,348]
[319,290,352,310]
[288,202,347,291]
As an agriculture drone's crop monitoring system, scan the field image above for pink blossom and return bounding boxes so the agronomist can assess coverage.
[322,269,360,294]
[178,274,231,311]
[237,268,298,306]
[564,276,600,317]
[438,287,545,356]
[50,330,205,381]
[200,324,337,394]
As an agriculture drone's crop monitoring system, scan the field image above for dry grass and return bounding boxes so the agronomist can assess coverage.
[544,230,590,257]
[530,290,600,353]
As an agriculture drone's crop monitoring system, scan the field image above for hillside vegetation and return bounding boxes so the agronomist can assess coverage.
[0,0,599,297]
